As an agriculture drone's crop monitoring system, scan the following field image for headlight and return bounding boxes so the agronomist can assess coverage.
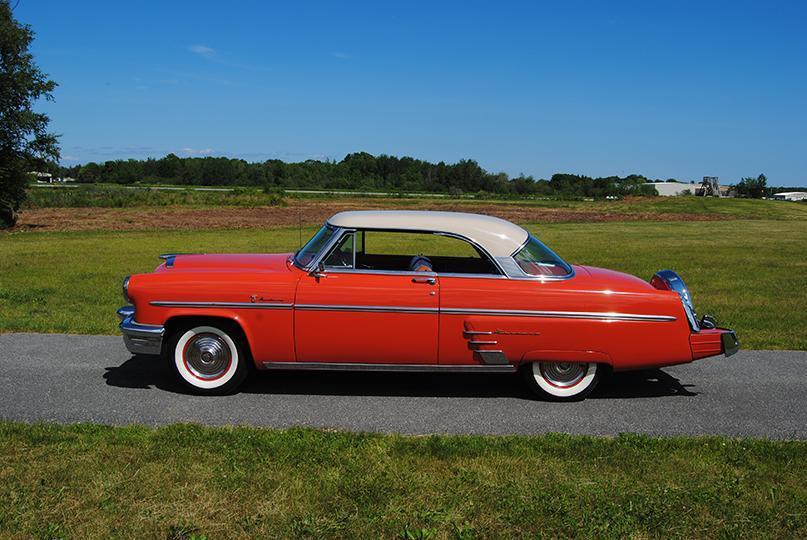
[122,275,131,303]
[651,269,699,331]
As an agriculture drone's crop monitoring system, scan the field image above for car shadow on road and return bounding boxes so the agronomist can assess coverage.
[104,355,698,399]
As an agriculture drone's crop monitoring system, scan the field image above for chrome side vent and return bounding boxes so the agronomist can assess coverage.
[464,325,507,365]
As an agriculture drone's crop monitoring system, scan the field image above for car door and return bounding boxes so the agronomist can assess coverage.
[294,230,439,364]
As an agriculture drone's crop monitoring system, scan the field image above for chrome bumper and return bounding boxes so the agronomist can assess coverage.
[721,330,740,357]
[117,306,164,356]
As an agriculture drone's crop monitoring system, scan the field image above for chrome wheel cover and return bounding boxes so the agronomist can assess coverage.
[184,333,232,379]
[539,362,587,388]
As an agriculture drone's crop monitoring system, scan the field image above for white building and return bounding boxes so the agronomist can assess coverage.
[772,191,807,201]
[645,181,694,196]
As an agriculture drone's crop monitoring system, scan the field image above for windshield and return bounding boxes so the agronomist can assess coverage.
[513,234,573,277]
[294,224,338,268]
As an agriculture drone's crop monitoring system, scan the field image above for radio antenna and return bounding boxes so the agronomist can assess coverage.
[298,208,302,249]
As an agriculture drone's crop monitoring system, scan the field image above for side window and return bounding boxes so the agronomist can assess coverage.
[356,231,500,275]
[322,232,355,268]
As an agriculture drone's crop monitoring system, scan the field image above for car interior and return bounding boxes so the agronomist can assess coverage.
[322,230,501,275]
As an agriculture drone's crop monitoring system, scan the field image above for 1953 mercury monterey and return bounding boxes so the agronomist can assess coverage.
[117,211,738,400]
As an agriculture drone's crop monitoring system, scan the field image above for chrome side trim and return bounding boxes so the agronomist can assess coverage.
[150,301,293,310]
[436,272,507,279]
[469,340,498,345]
[260,361,516,373]
[118,306,164,356]
[296,304,438,314]
[442,307,676,322]
[322,268,439,278]
[463,330,494,336]
[475,350,509,365]
[148,301,675,322]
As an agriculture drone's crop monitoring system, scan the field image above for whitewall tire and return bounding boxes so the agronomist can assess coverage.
[170,324,248,394]
[522,361,599,401]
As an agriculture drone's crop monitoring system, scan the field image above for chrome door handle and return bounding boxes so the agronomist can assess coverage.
[412,277,436,285]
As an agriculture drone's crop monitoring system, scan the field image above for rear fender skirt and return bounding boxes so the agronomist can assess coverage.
[520,349,613,365]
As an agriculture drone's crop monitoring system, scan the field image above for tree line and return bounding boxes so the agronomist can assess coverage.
[57,153,661,198]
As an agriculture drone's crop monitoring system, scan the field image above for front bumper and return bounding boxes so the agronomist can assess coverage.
[117,306,164,356]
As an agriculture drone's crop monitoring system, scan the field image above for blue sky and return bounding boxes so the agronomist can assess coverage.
[18,0,807,185]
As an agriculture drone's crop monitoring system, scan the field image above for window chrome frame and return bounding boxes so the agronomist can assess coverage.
[293,224,347,271]
[321,229,357,270]
[507,233,575,281]
[294,223,577,281]
[302,225,507,279]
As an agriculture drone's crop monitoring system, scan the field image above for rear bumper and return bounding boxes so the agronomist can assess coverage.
[690,328,739,360]
[721,330,740,357]
[117,306,164,356]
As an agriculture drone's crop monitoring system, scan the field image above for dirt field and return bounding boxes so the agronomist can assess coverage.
[9,199,727,232]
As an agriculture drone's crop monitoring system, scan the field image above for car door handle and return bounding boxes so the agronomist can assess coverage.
[412,277,436,285]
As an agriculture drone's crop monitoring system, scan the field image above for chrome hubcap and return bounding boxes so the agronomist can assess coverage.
[539,362,587,388]
[184,333,231,379]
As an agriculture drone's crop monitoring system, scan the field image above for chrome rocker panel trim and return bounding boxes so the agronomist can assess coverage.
[261,361,517,373]
[118,306,164,356]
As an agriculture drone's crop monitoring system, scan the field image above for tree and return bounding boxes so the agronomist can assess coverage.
[0,0,59,227]
[736,174,768,199]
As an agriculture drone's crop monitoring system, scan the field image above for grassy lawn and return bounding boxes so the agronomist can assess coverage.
[1,219,804,349]
[0,422,804,538]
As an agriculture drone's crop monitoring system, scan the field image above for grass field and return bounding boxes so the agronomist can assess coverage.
[2,201,805,538]
[1,219,805,349]
[1,422,804,538]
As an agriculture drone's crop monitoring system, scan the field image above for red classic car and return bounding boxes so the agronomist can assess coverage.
[117,210,738,400]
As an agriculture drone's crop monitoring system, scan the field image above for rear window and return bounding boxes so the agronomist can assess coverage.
[513,235,572,277]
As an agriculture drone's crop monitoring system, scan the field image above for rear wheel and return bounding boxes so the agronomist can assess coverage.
[522,361,599,401]
[169,323,248,394]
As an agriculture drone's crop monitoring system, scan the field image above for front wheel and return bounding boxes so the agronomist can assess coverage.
[522,361,599,401]
[169,324,248,395]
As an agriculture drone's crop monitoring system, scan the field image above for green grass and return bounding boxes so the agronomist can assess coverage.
[0,422,804,538]
[1,220,804,349]
[24,185,285,208]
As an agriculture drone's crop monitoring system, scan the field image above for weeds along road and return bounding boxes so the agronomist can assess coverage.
[0,333,804,439]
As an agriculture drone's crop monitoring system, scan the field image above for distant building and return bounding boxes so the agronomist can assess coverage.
[29,172,74,184]
[645,181,693,196]
[30,171,54,183]
[695,176,722,197]
[772,191,807,201]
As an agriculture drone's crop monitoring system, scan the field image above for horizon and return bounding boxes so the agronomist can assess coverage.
[18,0,807,186]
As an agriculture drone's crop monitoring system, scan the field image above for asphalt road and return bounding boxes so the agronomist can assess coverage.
[0,333,804,439]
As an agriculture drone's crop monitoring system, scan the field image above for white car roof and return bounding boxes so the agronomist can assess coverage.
[327,210,529,257]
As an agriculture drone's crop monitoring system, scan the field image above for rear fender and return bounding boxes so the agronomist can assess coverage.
[520,349,612,366]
